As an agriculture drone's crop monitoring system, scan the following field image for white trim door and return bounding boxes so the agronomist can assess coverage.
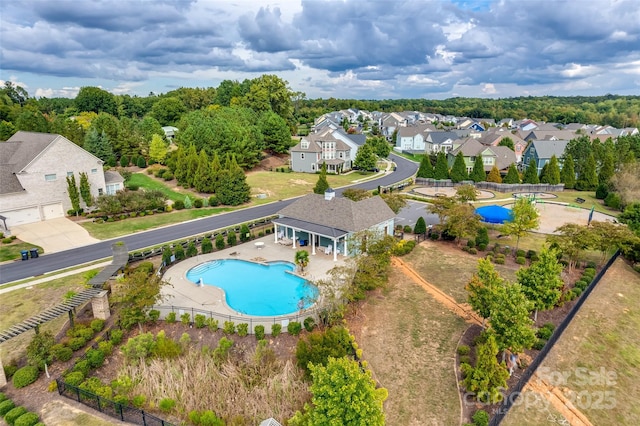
[42,203,64,220]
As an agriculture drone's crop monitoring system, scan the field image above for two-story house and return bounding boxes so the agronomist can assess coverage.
[289,132,352,174]
[448,139,517,175]
[521,140,569,176]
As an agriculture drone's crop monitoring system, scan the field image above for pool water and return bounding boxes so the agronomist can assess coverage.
[186,259,318,316]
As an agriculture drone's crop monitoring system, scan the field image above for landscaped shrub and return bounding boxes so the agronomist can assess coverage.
[526,249,537,259]
[516,249,526,258]
[86,349,105,369]
[120,156,130,167]
[68,337,86,351]
[51,344,72,362]
[460,355,471,365]
[90,319,105,333]
[98,340,114,356]
[136,261,155,274]
[0,400,16,416]
[14,412,40,426]
[575,279,589,290]
[166,312,177,323]
[254,325,265,340]
[537,325,554,341]
[148,309,161,322]
[226,231,237,246]
[586,261,597,269]
[516,256,526,265]
[73,359,91,376]
[532,338,547,350]
[206,318,218,331]
[583,267,596,277]
[472,409,489,426]
[110,329,124,345]
[572,287,583,298]
[131,395,147,408]
[457,345,471,356]
[494,257,505,264]
[477,243,487,251]
[12,366,39,388]
[403,225,412,233]
[208,196,220,206]
[155,169,165,178]
[174,244,185,261]
[475,227,489,247]
[240,224,251,242]
[215,234,225,250]
[466,239,476,248]
[271,324,282,337]
[173,200,185,210]
[163,172,174,181]
[236,323,249,337]
[4,406,27,426]
[201,237,213,254]
[0,393,6,403]
[180,312,191,326]
[303,317,316,332]
[137,156,147,168]
[287,321,302,336]
[3,365,17,380]
[604,192,622,210]
[64,371,85,386]
[468,247,478,255]
[223,321,235,335]
[212,337,234,363]
[429,231,439,240]
[158,398,176,413]
[186,242,198,257]
[193,199,203,208]
[194,314,207,329]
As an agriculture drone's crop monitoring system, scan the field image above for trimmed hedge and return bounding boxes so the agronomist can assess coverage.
[4,406,27,426]
[14,412,40,426]
[0,400,16,416]
[12,366,39,389]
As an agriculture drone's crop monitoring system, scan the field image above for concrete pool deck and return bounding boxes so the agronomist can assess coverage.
[160,235,345,320]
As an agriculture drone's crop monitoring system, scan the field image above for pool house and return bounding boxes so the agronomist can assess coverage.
[273,189,396,261]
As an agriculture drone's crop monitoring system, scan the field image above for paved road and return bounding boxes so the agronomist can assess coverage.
[0,154,418,284]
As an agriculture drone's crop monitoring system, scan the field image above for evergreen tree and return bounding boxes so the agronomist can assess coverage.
[469,155,486,182]
[462,332,509,404]
[434,152,449,180]
[561,154,576,189]
[83,128,114,161]
[184,144,199,188]
[79,172,93,207]
[417,155,434,178]
[542,155,561,185]
[173,146,188,185]
[522,158,539,184]
[193,150,214,193]
[66,174,80,215]
[210,152,222,194]
[313,162,330,194]
[516,247,564,321]
[450,151,469,183]
[486,165,502,183]
[503,163,520,184]
[598,152,615,185]
[538,163,548,183]
[576,153,598,191]
[414,216,427,234]
[216,155,251,206]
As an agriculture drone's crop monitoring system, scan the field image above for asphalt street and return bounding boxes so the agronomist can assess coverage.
[0,153,418,284]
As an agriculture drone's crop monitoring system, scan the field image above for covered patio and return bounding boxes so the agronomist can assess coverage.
[272,217,349,262]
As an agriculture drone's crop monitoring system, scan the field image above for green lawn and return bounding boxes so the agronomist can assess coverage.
[0,241,43,262]
[127,173,198,203]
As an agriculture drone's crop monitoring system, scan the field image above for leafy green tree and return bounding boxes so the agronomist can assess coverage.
[547,223,593,271]
[516,247,564,321]
[561,154,576,189]
[15,108,49,133]
[295,250,310,273]
[466,258,503,328]
[26,331,55,370]
[313,163,330,194]
[239,224,251,242]
[216,155,251,205]
[450,152,469,183]
[576,153,598,191]
[598,151,615,185]
[0,120,16,140]
[83,128,114,162]
[522,158,539,184]
[151,97,187,126]
[162,247,173,266]
[610,162,640,206]
[414,216,427,235]
[380,193,407,214]
[501,198,540,253]
[589,221,638,262]
[343,188,371,201]
[290,357,386,426]
[456,184,477,202]
[417,155,434,178]
[243,74,294,126]
[149,134,168,165]
[66,174,81,215]
[498,137,514,151]
[79,172,93,207]
[367,135,391,158]
[354,142,377,171]
[258,110,292,154]
[112,269,165,331]
[619,203,640,236]
[75,86,117,115]
[434,152,450,179]
[503,163,520,184]
[462,332,509,403]
[469,155,486,182]
[486,165,502,183]
[540,155,561,185]
[173,146,188,185]
[490,282,536,356]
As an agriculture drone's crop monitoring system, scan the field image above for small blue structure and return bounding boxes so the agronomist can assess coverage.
[475,205,513,224]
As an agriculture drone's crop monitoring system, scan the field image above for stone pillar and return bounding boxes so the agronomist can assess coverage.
[91,291,111,320]
[0,356,7,388]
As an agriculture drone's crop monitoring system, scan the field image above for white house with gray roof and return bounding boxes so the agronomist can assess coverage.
[273,190,396,261]
[0,131,122,227]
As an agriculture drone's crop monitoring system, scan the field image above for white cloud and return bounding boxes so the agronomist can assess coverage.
[481,83,497,94]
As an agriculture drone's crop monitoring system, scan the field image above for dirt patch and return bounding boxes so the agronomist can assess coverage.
[248,153,290,172]
[288,179,313,186]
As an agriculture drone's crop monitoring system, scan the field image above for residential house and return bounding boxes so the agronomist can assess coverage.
[516,119,539,133]
[162,126,179,142]
[379,112,406,140]
[289,132,352,174]
[521,139,569,176]
[0,131,122,227]
[424,131,461,154]
[448,139,516,174]
[480,128,527,162]
[523,129,578,142]
[273,189,396,261]
[395,124,433,152]
[497,118,515,128]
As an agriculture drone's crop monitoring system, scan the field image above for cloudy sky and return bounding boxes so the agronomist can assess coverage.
[1,0,639,100]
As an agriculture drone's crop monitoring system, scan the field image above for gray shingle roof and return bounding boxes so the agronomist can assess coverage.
[527,140,570,159]
[277,194,395,233]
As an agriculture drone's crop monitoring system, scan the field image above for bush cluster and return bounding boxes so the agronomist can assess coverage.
[392,239,416,256]
[12,366,39,389]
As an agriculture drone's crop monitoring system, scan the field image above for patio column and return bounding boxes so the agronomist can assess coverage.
[274,224,278,243]
[311,233,316,255]
[333,239,338,262]
[343,238,348,257]
[292,229,296,249]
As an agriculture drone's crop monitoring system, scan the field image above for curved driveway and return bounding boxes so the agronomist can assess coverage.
[0,153,418,284]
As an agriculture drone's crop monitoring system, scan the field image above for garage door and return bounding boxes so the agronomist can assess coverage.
[42,203,64,220]
[2,207,40,226]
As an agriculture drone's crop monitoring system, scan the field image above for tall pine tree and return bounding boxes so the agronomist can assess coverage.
[313,162,330,194]
[503,163,520,184]
[469,155,486,182]
[561,154,576,189]
[598,152,615,185]
[417,156,434,178]
[83,128,114,162]
[434,151,449,180]
[193,150,214,193]
[541,155,561,185]
[522,158,539,184]
[576,153,598,191]
[216,155,250,206]
[450,151,469,183]
[486,165,502,183]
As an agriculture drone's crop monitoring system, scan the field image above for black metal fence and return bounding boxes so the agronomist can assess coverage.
[489,250,621,425]
[57,378,175,426]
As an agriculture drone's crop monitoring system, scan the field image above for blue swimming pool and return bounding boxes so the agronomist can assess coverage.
[186,259,318,316]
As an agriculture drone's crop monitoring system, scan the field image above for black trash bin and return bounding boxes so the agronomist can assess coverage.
[21,250,29,261]
[30,248,39,259]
